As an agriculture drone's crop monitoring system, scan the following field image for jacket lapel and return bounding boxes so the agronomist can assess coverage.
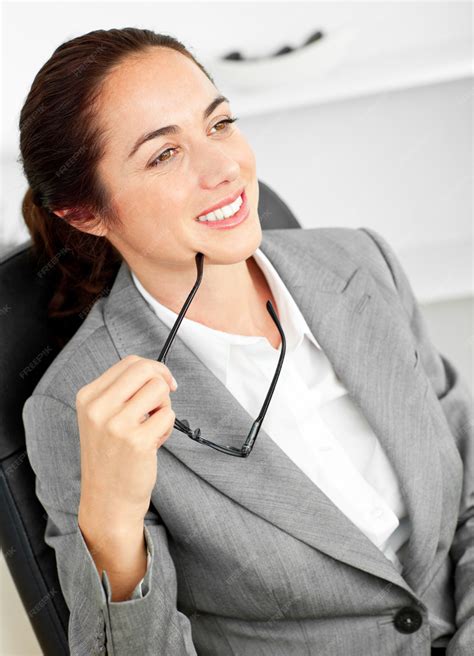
[103,228,442,595]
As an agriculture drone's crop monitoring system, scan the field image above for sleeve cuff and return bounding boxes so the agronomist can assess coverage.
[128,528,153,599]
[101,524,154,601]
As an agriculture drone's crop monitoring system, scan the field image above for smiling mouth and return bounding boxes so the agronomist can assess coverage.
[194,187,245,222]
[194,189,250,229]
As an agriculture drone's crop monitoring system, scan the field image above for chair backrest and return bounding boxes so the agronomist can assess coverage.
[0,178,301,655]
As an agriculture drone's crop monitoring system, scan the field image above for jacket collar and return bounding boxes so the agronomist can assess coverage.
[103,228,444,596]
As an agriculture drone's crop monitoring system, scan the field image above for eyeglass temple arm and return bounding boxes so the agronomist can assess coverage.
[241,299,286,455]
[155,253,205,439]
[157,252,204,365]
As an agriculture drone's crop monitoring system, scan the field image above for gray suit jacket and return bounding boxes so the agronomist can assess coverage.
[22,227,473,656]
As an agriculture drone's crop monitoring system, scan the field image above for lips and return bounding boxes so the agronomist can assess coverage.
[195,186,245,219]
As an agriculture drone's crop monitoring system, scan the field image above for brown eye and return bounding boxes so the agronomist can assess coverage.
[159,149,174,161]
[211,116,239,134]
[149,147,178,168]
[148,116,239,168]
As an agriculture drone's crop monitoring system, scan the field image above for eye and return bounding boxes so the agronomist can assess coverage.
[147,116,240,168]
[210,115,239,134]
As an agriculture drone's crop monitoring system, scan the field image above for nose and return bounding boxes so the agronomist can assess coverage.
[194,140,240,188]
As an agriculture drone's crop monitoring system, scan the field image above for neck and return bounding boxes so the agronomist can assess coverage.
[128,253,268,336]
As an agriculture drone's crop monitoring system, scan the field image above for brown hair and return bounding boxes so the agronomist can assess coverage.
[18,27,215,344]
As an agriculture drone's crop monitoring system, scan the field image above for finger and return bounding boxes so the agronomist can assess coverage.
[80,356,175,404]
[116,377,172,428]
[78,355,141,402]
[92,359,175,416]
[134,405,176,449]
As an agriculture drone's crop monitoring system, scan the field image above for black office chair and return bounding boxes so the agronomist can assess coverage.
[0,179,301,655]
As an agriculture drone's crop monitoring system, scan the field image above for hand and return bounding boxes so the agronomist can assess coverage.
[76,355,177,531]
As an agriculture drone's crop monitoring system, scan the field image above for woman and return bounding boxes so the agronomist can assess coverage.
[20,28,472,656]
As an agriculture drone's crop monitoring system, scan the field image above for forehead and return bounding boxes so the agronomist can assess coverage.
[97,47,216,126]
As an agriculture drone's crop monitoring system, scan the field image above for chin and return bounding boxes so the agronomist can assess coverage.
[195,206,262,262]
[199,236,260,266]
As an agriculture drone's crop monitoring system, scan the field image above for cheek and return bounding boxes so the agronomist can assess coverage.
[237,134,257,169]
[127,194,189,247]
[118,179,171,224]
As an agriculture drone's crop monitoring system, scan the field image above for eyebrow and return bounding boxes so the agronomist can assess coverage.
[127,94,230,160]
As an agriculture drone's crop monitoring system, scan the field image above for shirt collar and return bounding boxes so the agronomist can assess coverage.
[252,246,322,352]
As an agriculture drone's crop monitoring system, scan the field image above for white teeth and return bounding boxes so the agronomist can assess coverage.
[197,194,243,222]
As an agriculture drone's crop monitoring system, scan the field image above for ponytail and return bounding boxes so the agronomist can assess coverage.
[22,186,121,320]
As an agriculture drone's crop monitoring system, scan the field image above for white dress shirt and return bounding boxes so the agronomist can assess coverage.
[128,247,411,598]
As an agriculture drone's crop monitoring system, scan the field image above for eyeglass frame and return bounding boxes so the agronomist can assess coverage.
[156,251,286,458]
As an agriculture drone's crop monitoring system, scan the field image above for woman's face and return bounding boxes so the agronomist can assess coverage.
[92,47,262,271]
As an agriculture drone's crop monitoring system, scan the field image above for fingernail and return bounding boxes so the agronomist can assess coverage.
[171,376,178,391]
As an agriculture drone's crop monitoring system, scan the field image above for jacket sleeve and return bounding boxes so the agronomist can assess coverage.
[23,393,198,656]
[359,227,474,656]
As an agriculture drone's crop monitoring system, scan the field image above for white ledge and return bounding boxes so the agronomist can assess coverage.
[207,35,473,117]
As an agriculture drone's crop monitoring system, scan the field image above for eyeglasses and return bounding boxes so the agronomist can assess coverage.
[156,252,286,457]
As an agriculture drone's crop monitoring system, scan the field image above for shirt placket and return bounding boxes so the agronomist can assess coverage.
[258,343,401,551]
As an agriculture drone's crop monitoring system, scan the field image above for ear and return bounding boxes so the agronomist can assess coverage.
[52,208,108,238]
